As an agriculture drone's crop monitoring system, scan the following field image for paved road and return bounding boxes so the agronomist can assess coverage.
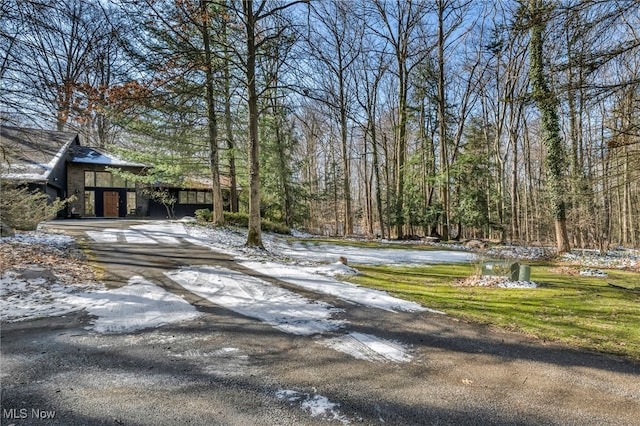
[2,220,639,425]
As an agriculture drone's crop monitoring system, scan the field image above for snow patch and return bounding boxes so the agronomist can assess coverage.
[240,260,434,313]
[276,390,350,423]
[165,265,344,335]
[0,271,100,322]
[76,276,201,333]
[320,332,413,363]
[2,230,75,248]
[579,269,608,277]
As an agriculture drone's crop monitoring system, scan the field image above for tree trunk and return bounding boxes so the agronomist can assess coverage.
[243,0,262,247]
[528,0,570,253]
[437,1,449,241]
[223,13,238,213]
[200,0,224,225]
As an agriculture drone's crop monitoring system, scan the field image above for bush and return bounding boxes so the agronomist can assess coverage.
[0,184,75,230]
[195,208,213,222]
[262,219,290,235]
[221,211,290,234]
[223,211,249,227]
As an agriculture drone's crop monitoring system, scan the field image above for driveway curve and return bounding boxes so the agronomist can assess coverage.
[1,219,638,425]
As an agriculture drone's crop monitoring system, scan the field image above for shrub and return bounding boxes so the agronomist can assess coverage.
[221,212,290,234]
[223,211,249,227]
[262,219,290,235]
[0,184,75,230]
[195,208,213,222]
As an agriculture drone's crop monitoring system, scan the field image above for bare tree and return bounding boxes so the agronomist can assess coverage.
[528,0,571,253]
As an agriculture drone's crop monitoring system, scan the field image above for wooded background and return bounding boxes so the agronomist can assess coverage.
[1,0,638,250]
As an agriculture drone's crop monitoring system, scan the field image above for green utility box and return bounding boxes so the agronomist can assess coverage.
[518,264,531,282]
[481,261,520,281]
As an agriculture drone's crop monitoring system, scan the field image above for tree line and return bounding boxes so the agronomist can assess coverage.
[1,0,638,251]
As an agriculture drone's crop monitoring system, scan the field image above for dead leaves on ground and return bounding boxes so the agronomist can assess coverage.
[0,240,96,285]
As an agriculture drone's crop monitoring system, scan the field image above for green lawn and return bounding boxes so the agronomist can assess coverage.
[344,262,640,361]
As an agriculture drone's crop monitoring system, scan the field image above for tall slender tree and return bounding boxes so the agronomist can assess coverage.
[528,0,570,253]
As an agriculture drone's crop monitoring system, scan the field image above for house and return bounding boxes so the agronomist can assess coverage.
[147,176,236,218]
[1,126,234,219]
[66,144,147,218]
[0,126,77,203]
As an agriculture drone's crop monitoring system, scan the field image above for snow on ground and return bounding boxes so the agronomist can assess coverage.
[562,249,640,271]
[165,265,344,336]
[276,390,350,424]
[274,240,476,265]
[0,270,101,322]
[9,220,637,364]
[239,260,437,313]
[321,332,413,363]
[457,275,538,289]
[164,264,416,362]
[74,276,202,334]
[8,229,75,247]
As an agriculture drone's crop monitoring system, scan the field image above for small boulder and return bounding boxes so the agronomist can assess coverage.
[0,221,15,237]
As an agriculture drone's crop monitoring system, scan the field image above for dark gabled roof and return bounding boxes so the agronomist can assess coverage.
[69,145,146,168]
[152,175,239,191]
[0,126,78,182]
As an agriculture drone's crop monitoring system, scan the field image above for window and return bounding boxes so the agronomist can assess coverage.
[113,174,126,188]
[85,170,131,188]
[84,171,95,187]
[96,171,111,187]
[127,192,137,214]
[178,190,213,205]
[84,191,95,215]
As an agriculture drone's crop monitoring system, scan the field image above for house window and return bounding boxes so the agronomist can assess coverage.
[96,171,111,187]
[85,170,131,188]
[127,191,137,214]
[113,174,126,188]
[84,191,95,215]
[84,171,95,187]
[178,190,212,204]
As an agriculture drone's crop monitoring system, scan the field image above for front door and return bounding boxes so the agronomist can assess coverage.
[103,191,119,217]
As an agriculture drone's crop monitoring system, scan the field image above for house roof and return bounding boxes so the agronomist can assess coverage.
[152,175,240,191]
[69,145,146,168]
[0,126,78,182]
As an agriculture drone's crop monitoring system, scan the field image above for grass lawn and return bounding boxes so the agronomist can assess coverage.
[344,262,640,361]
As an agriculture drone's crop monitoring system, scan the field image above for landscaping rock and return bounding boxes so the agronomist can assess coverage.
[1,221,15,237]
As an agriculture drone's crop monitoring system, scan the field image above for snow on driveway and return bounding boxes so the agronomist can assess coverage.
[4,223,448,362]
[165,265,416,363]
[0,271,201,333]
[165,265,344,336]
[321,332,413,363]
[74,276,202,333]
[240,260,439,313]
[276,390,350,424]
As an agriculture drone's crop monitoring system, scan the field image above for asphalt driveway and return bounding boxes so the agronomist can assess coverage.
[1,220,639,425]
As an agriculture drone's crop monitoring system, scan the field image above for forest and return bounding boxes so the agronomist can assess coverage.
[1,0,639,251]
